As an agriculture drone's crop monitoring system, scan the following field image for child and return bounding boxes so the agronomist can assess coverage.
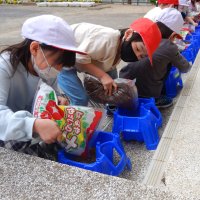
[0,15,85,158]
[58,18,161,106]
[119,8,191,108]
[187,0,200,22]
[179,0,198,27]
[144,0,179,22]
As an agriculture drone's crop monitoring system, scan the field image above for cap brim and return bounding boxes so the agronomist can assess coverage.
[135,34,154,64]
[180,4,189,6]
[137,36,152,64]
[68,49,87,55]
[182,27,191,32]
[146,46,153,64]
[51,45,87,55]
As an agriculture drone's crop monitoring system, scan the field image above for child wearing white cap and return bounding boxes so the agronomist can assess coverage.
[0,15,85,158]
[144,0,179,22]
[179,0,198,26]
[120,8,191,108]
[187,0,200,23]
[58,18,161,107]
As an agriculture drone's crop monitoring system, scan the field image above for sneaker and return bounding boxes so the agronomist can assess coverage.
[106,104,117,116]
[155,96,173,108]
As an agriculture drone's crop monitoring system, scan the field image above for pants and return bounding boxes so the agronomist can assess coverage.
[58,67,118,106]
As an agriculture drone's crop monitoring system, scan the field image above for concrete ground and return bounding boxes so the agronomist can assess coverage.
[0,147,193,200]
[0,4,153,46]
[163,53,200,198]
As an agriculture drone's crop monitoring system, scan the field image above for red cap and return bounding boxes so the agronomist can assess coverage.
[130,18,161,64]
[158,0,179,5]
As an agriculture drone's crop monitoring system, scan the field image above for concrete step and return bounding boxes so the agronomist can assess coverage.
[0,147,195,200]
[143,51,200,198]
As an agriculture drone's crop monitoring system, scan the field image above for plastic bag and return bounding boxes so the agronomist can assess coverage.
[84,75,138,110]
[32,82,58,118]
[32,82,104,157]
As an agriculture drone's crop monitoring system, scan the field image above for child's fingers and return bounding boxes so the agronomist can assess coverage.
[103,85,109,96]
[112,82,118,91]
[108,86,113,96]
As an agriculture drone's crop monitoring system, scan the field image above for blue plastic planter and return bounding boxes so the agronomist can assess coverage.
[195,25,200,33]
[165,67,183,98]
[112,98,162,150]
[57,131,132,176]
[185,34,192,41]
[181,48,194,63]
[191,33,200,49]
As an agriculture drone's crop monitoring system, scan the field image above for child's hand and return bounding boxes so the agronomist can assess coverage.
[57,95,70,105]
[33,119,62,144]
[193,22,198,27]
[100,73,117,96]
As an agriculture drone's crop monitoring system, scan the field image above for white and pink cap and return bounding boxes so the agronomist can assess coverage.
[21,15,86,55]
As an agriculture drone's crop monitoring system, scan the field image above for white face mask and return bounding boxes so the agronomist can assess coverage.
[31,47,59,85]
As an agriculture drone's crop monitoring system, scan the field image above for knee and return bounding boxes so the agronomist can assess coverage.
[72,93,89,106]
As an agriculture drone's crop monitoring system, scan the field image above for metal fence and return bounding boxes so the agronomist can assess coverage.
[0,0,150,4]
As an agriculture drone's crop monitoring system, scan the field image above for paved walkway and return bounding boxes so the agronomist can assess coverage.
[143,51,200,198]
[163,52,200,197]
[0,4,153,46]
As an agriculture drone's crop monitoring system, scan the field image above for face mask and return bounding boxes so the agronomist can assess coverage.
[121,41,138,62]
[31,48,59,84]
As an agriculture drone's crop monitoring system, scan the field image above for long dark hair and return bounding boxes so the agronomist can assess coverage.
[0,39,76,72]
[1,39,32,72]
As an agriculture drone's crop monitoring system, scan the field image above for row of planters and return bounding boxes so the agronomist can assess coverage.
[58,26,200,177]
